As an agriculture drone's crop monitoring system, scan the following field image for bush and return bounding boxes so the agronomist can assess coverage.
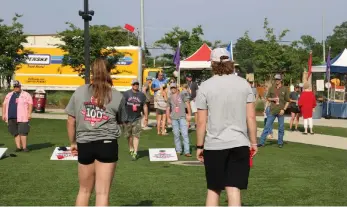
[46,91,73,108]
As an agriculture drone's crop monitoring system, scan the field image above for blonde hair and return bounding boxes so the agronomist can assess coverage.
[303,82,311,90]
[182,84,188,89]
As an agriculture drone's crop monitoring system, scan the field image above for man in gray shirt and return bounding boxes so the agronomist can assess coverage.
[167,83,192,157]
[195,48,258,206]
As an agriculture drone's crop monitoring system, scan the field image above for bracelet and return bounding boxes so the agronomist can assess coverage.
[196,145,204,149]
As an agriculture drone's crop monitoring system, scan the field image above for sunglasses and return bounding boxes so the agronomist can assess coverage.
[132,83,139,86]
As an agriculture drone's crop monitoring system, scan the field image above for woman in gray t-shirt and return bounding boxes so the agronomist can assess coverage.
[65,58,123,206]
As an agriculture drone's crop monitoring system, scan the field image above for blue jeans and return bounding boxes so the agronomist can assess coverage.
[259,112,285,145]
[264,107,273,134]
[171,117,190,154]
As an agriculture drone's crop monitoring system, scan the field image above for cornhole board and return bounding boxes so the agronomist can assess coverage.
[0,148,8,159]
[149,148,178,162]
[50,147,77,160]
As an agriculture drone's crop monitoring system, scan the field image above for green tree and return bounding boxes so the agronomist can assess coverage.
[326,21,347,57]
[0,14,29,88]
[234,31,256,74]
[56,23,139,78]
[154,25,213,81]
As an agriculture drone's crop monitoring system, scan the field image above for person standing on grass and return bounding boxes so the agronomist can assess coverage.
[289,85,301,131]
[186,74,199,129]
[263,84,273,139]
[298,82,317,135]
[258,74,290,148]
[65,58,123,206]
[155,84,169,135]
[121,79,148,160]
[181,84,191,128]
[167,83,192,157]
[142,76,152,130]
[195,48,258,206]
[2,80,33,152]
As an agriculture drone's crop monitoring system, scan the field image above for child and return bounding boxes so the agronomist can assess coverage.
[298,82,316,135]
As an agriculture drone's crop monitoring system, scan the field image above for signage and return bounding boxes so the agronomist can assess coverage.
[0,148,8,159]
[116,56,133,65]
[149,148,178,162]
[26,54,51,65]
[316,80,324,91]
[325,82,331,89]
[50,147,78,160]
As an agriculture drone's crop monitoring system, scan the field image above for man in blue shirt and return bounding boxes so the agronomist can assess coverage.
[151,71,167,96]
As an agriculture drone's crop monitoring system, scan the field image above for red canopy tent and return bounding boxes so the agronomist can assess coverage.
[180,43,212,70]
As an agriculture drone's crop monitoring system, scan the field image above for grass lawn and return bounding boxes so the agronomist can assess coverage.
[0,118,346,206]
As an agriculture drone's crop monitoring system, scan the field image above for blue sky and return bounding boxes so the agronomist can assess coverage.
[2,0,347,56]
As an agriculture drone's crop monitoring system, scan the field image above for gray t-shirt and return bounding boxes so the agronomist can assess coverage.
[121,89,147,122]
[168,92,189,120]
[143,82,151,102]
[65,84,123,143]
[181,90,191,108]
[196,74,255,150]
[289,91,299,108]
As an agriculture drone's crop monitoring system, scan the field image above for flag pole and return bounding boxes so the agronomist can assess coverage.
[326,46,331,118]
[230,41,233,61]
[177,41,181,87]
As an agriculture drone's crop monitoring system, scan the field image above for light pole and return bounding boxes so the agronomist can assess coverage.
[79,0,94,84]
[140,0,145,50]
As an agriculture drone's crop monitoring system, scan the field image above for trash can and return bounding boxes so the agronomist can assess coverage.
[313,102,323,119]
[33,89,47,113]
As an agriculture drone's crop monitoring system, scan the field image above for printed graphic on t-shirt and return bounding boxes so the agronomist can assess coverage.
[81,96,109,126]
[127,96,142,112]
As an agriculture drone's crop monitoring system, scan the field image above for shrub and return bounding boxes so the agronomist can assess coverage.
[46,91,73,107]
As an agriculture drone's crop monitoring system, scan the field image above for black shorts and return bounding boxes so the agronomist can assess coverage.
[204,146,250,191]
[77,139,118,165]
[291,107,300,114]
[156,109,166,115]
[8,119,30,137]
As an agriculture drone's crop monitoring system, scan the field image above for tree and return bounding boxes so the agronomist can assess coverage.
[0,14,29,88]
[56,23,140,77]
[326,21,347,57]
[154,25,213,81]
[234,31,256,74]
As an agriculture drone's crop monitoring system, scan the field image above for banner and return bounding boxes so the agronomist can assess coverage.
[0,148,8,159]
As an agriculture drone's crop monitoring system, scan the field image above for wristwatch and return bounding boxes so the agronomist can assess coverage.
[196,145,204,149]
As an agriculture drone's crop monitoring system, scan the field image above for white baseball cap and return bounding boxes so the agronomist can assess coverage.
[210,48,231,62]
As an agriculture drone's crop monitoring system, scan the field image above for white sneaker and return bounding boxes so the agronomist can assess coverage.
[142,126,152,130]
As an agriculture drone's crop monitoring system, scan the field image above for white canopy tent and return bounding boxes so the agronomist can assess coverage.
[312,48,347,73]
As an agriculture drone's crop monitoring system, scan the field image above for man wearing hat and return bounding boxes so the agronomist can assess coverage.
[195,48,257,206]
[120,79,147,160]
[142,76,153,129]
[258,74,290,148]
[2,80,33,152]
[185,73,199,129]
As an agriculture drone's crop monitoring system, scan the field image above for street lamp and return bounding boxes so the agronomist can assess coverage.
[79,0,94,84]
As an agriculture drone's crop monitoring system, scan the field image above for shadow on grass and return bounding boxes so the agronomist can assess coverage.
[28,142,55,151]
[137,150,149,159]
[0,144,4,147]
[123,200,154,206]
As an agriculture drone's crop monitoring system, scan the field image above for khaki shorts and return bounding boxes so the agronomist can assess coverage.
[123,119,142,138]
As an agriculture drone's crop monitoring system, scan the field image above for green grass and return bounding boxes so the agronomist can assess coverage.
[0,119,347,205]
[256,121,347,138]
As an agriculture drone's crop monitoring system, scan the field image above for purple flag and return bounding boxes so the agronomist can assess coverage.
[173,44,180,71]
[326,47,331,81]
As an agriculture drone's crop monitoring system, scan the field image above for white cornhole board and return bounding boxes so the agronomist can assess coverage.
[0,148,8,159]
[50,147,78,160]
[149,148,178,162]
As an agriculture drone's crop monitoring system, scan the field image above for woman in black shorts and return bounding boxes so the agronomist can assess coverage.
[65,58,123,206]
[289,85,301,131]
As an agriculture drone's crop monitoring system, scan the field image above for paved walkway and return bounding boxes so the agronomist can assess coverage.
[0,108,346,150]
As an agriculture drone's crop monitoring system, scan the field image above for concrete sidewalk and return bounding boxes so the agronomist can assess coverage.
[256,128,347,150]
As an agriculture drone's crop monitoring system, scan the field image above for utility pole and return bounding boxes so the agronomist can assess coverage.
[79,0,94,84]
[140,0,145,50]
[322,12,326,63]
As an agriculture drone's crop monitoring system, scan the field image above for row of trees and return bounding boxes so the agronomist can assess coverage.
[1,14,347,88]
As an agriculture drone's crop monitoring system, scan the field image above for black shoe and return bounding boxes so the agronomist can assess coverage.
[257,144,265,147]
[291,128,294,132]
[278,144,283,148]
[23,148,30,152]
[303,132,308,135]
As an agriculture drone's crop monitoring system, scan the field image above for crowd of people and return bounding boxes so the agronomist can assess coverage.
[1,47,318,206]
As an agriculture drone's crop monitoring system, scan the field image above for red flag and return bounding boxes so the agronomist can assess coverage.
[307,51,312,81]
[124,24,135,33]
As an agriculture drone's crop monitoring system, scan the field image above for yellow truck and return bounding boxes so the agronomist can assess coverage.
[15,46,161,92]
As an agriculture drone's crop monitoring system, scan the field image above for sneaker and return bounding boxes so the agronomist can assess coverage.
[129,151,134,156]
[185,153,192,157]
[278,144,283,148]
[23,148,30,152]
[142,126,152,130]
[132,153,138,161]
